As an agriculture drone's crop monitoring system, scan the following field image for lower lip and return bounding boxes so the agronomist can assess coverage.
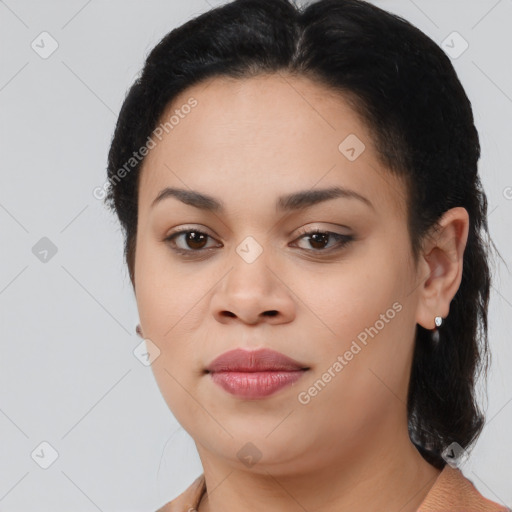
[209,370,307,399]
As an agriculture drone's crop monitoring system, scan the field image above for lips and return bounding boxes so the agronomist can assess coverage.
[205,348,310,399]
[205,348,309,373]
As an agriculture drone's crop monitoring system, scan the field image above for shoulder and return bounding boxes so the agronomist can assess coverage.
[155,474,206,512]
[418,464,509,511]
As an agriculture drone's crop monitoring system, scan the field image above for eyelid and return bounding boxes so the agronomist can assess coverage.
[164,224,214,238]
[292,223,352,237]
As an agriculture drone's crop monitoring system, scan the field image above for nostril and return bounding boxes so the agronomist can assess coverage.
[264,310,278,317]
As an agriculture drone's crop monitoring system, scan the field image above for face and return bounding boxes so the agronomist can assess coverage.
[134,73,423,475]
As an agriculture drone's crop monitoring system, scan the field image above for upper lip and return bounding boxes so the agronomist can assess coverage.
[205,348,309,373]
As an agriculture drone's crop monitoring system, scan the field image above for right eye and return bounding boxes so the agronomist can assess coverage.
[164,228,222,255]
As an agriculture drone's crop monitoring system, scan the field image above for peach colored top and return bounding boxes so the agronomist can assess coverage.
[156,464,509,512]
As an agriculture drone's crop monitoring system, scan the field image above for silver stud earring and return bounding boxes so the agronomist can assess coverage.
[136,324,143,338]
[432,316,443,344]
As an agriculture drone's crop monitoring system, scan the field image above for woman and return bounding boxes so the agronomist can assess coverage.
[104,0,508,510]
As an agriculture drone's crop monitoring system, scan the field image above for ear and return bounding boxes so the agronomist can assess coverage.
[415,207,470,330]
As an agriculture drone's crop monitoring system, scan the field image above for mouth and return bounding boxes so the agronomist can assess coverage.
[205,347,309,373]
[205,348,310,399]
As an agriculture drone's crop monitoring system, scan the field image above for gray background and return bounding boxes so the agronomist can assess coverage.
[0,0,511,510]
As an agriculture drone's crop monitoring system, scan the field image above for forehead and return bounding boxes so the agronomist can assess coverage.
[138,73,407,221]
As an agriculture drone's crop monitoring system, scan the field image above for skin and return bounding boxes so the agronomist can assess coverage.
[134,73,469,512]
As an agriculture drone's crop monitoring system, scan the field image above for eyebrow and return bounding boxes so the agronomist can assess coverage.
[151,186,374,212]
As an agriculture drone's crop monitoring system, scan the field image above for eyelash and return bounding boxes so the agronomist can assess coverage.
[163,226,354,257]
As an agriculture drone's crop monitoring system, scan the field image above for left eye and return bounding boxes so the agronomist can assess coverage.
[291,229,354,252]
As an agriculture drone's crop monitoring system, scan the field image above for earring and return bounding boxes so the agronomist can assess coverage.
[136,324,143,338]
[432,316,443,344]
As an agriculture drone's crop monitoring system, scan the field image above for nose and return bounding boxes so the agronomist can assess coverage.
[211,252,296,326]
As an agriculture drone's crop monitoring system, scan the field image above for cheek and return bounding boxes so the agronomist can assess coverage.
[134,241,205,424]
[134,235,209,381]
[297,262,398,346]
[301,251,413,401]
[135,236,196,335]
